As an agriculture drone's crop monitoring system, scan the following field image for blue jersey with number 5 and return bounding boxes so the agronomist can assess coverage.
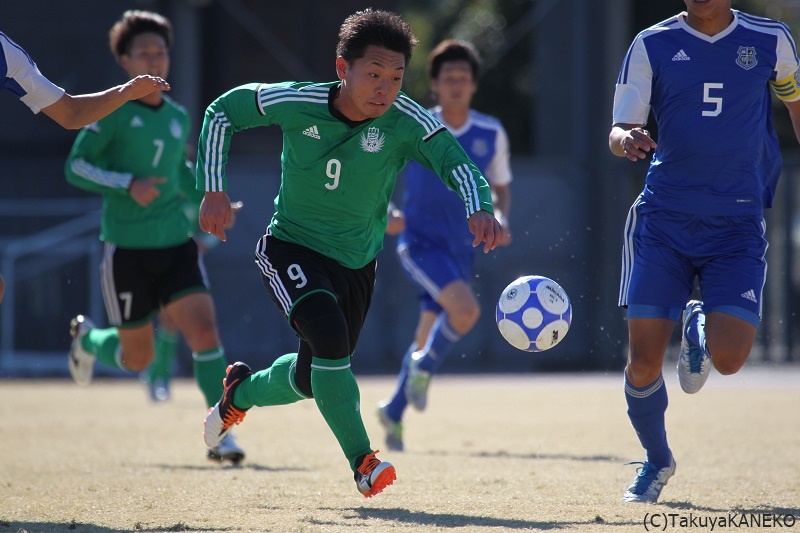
[612,10,800,216]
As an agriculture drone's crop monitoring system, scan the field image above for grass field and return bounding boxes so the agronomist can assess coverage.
[1,364,798,532]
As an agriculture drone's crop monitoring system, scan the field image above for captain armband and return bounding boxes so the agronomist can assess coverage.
[771,68,800,101]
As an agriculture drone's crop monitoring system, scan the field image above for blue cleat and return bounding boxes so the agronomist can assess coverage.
[405,351,431,411]
[623,456,677,503]
[376,402,404,451]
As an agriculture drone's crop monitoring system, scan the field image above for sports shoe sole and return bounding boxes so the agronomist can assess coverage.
[203,363,251,448]
[68,315,96,387]
[358,462,396,498]
[622,457,677,503]
[206,447,245,465]
[678,300,711,394]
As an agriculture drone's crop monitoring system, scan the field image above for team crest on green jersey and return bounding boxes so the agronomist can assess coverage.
[170,118,184,139]
[736,46,757,70]
[360,127,385,153]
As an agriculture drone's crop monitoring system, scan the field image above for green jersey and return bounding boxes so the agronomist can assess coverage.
[196,81,494,269]
[65,96,198,249]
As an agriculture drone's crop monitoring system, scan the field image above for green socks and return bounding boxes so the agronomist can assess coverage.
[149,328,179,382]
[83,327,122,369]
[192,347,228,408]
[233,353,309,409]
[311,356,371,471]
[199,352,373,472]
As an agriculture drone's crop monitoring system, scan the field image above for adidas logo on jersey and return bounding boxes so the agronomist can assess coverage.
[672,49,690,61]
[130,116,145,127]
[302,125,321,139]
[741,289,758,303]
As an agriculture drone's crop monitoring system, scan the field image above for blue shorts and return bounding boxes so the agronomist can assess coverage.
[396,239,474,313]
[619,196,766,327]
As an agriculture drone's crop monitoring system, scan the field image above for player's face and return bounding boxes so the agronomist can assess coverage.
[683,0,732,16]
[335,45,406,121]
[430,60,477,111]
[120,33,170,82]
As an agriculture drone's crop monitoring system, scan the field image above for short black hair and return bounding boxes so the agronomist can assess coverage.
[336,9,418,64]
[109,10,172,59]
[428,39,482,80]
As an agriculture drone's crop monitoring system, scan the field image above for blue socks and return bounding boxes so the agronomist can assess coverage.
[385,343,415,421]
[625,373,672,469]
[415,313,462,373]
[384,313,463,422]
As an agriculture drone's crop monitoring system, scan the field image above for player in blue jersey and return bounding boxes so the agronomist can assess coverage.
[610,0,800,503]
[0,31,168,305]
[377,40,512,451]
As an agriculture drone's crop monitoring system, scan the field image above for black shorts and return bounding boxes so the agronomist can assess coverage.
[100,239,207,327]
[255,233,376,349]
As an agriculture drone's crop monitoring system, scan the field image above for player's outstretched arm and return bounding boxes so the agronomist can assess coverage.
[609,123,656,162]
[468,210,504,253]
[41,75,170,129]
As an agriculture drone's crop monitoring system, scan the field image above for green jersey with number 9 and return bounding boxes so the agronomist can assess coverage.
[196,81,494,269]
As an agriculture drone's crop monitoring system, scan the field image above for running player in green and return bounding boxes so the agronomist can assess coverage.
[0,31,168,305]
[199,9,504,498]
[64,10,245,464]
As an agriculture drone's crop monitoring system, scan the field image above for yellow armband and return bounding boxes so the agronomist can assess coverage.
[771,69,800,101]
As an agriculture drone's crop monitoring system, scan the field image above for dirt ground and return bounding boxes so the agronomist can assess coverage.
[1,364,798,532]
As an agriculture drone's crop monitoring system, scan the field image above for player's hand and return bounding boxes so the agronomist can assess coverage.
[129,177,167,207]
[225,201,243,229]
[200,191,233,241]
[468,210,504,253]
[385,207,405,236]
[122,75,170,101]
[621,127,656,161]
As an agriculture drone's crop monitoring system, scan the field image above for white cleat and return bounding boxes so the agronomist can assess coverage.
[677,300,712,394]
[623,456,676,503]
[68,315,96,386]
[354,450,396,498]
[207,432,246,465]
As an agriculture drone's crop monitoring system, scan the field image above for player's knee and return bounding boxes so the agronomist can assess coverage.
[711,352,747,375]
[448,304,479,335]
[293,363,313,397]
[625,356,663,387]
[182,327,220,353]
[292,294,350,359]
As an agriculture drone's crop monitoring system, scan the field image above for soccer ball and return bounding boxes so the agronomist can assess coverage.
[496,275,572,352]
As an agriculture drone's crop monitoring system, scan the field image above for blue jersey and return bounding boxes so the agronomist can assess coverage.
[613,10,800,216]
[1,31,64,113]
[401,107,512,253]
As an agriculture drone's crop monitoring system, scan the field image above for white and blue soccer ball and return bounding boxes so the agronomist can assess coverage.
[496,275,572,352]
